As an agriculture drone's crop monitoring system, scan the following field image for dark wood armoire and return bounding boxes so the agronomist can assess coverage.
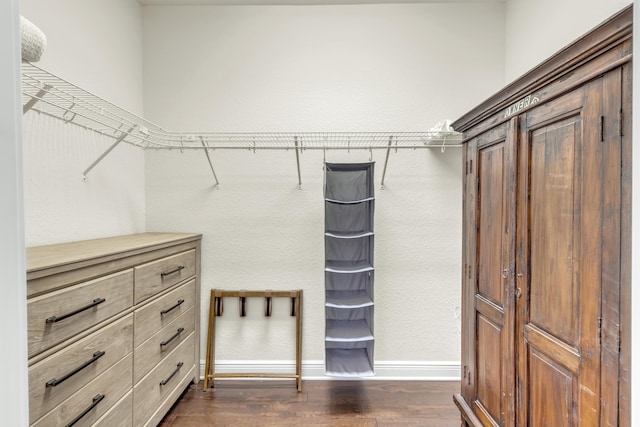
[452,6,632,426]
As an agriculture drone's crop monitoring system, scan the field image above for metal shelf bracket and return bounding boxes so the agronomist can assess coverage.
[82,125,136,181]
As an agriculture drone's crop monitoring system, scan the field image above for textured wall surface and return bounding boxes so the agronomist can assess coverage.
[504,0,632,82]
[22,114,145,246]
[21,0,145,246]
[142,3,506,365]
[20,0,144,113]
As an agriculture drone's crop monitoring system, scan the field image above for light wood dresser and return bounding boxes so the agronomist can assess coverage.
[26,233,202,427]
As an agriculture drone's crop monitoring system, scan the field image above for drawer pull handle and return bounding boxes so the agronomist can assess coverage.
[65,393,105,427]
[161,299,185,315]
[45,298,106,324]
[46,350,106,388]
[160,327,185,349]
[160,265,185,278]
[160,362,184,386]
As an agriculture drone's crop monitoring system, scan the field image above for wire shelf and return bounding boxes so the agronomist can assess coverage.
[21,62,462,151]
[21,61,462,187]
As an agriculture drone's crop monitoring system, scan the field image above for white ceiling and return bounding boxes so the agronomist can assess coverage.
[138,0,504,5]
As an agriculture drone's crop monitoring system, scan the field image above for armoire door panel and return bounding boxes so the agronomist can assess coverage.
[519,78,606,426]
[528,115,581,346]
[524,86,584,130]
[528,349,574,427]
[524,324,580,374]
[476,313,503,424]
[600,66,624,427]
[475,294,504,328]
[461,139,478,404]
[472,120,517,427]
[477,143,506,307]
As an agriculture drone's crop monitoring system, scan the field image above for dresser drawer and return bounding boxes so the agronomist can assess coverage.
[28,269,134,358]
[93,390,133,427]
[32,353,133,427]
[29,315,133,422]
[133,333,195,427]
[134,250,196,304]
[134,279,195,347]
[134,306,195,383]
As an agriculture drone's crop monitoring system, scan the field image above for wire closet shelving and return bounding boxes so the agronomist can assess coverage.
[21,62,462,187]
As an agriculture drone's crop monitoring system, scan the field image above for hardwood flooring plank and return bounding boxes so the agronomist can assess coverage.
[376,419,460,427]
[159,380,460,426]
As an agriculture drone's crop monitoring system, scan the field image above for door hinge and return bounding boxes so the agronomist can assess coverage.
[599,116,605,142]
[597,316,602,340]
[617,324,621,353]
[465,159,474,175]
[619,109,624,136]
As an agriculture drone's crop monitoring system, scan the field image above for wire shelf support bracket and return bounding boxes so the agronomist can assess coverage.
[81,124,136,181]
[199,136,220,189]
[294,136,302,189]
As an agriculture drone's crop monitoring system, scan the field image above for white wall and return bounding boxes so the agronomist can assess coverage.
[143,3,505,371]
[505,0,632,82]
[20,0,144,114]
[1,0,28,424]
[20,0,146,246]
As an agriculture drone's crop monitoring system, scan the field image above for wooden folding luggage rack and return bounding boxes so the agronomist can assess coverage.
[203,289,303,391]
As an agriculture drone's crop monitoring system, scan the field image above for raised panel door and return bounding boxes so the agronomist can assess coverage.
[470,120,517,426]
[516,75,619,426]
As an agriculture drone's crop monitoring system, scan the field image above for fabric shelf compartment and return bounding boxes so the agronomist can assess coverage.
[325,166,372,202]
[325,200,374,234]
[325,306,374,342]
[325,270,373,308]
[325,320,374,341]
[325,291,373,308]
[326,305,373,322]
[324,162,375,377]
[325,260,374,274]
[325,235,373,266]
[325,197,375,204]
[325,345,375,377]
[325,231,374,239]
[325,270,373,291]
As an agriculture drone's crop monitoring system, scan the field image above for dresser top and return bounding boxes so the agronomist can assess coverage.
[27,232,201,274]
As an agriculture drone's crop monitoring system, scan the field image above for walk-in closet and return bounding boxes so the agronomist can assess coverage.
[1,0,636,426]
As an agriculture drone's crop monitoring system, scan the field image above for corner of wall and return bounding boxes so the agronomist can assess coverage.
[0,0,29,423]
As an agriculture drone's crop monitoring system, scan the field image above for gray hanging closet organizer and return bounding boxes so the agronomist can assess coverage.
[324,162,375,377]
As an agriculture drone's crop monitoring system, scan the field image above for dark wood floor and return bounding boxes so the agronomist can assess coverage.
[158,380,461,426]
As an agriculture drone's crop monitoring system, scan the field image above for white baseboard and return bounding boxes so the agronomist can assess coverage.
[200,360,460,381]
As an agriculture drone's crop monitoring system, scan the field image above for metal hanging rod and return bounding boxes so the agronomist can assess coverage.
[21,62,462,186]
